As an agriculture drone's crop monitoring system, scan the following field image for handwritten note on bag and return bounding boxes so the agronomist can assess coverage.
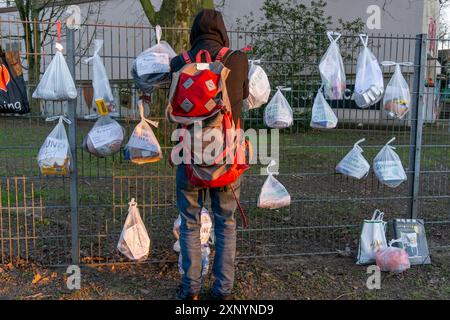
[136,52,170,76]
[88,122,124,148]
[41,137,68,160]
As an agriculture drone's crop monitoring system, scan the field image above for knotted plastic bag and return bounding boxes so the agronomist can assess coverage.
[83,114,124,157]
[37,115,71,175]
[310,88,338,129]
[336,138,370,179]
[375,239,411,273]
[117,198,151,261]
[131,25,176,94]
[244,59,271,110]
[32,21,77,101]
[319,31,346,100]
[124,101,162,164]
[354,35,384,108]
[356,209,387,265]
[264,87,293,128]
[258,160,291,209]
[381,61,413,119]
[373,137,407,188]
[84,39,115,111]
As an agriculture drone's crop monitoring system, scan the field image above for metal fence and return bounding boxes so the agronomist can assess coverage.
[0,20,449,266]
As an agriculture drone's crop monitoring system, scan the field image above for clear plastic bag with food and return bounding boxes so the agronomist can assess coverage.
[83,114,124,157]
[264,87,293,128]
[310,87,338,129]
[373,137,407,188]
[131,25,176,94]
[375,239,411,273]
[336,138,370,179]
[37,115,72,175]
[354,35,384,108]
[124,101,162,164]
[381,61,413,119]
[319,31,346,100]
[258,160,291,209]
[117,198,151,261]
[244,59,271,110]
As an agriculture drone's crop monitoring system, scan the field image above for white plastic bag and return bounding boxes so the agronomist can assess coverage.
[381,61,413,119]
[124,101,162,164]
[373,137,407,188]
[131,25,176,94]
[83,114,124,157]
[84,39,115,109]
[117,198,151,261]
[354,35,384,108]
[264,87,293,128]
[336,138,370,179]
[319,31,346,100]
[244,60,271,110]
[356,209,388,265]
[310,88,338,129]
[37,115,71,175]
[375,239,411,273]
[258,160,291,209]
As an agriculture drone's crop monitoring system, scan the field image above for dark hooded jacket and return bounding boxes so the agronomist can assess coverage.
[170,9,249,124]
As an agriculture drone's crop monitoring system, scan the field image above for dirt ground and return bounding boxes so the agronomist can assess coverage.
[0,252,449,300]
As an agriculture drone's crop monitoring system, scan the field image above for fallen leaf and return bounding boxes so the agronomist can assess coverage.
[32,274,42,284]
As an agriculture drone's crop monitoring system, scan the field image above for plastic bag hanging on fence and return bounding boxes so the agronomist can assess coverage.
[319,31,346,100]
[310,87,338,129]
[335,138,370,179]
[258,160,291,209]
[83,114,124,157]
[37,115,71,175]
[381,61,413,119]
[354,35,384,108]
[356,209,388,265]
[32,21,77,101]
[124,101,162,164]
[117,198,151,261]
[244,59,271,110]
[373,137,407,188]
[84,39,115,112]
[375,239,411,273]
[131,25,176,94]
[264,87,293,128]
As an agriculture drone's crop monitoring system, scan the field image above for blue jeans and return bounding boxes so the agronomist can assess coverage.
[176,164,241,296]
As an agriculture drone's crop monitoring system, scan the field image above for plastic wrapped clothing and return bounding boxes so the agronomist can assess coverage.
[37,115,72,175]
[258,160,291,209]
[373,137,407,188]
[264,88,293,129]
[124,101,162,164]
[83,114,124,157]
[336,138,370,179]
[117,198,151,261]
[356,209,388,265]
[354,35,384,108]
[381,61,413,119]
[244,59,271,110]
[310,88,338,129]
[375,239,411,273]
[319,31,346,100]
[131,25,176,94]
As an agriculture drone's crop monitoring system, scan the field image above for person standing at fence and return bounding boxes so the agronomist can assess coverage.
[167,9,249,300]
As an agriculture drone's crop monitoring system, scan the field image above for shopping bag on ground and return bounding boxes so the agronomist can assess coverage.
[83,114,124,157]
[244,59,271,110]
[336,138,370,179]
[258,160,291,209]
[375,239,411,273]
[131,25,176,94]
[124,101,162,164]
[354,35,384,108]
[356,209,387,265]
[310,87,338,129]
[373,137,407,188]
[84,39,115,112]
[381,61,413,119]
[117,198,151,261]
[37,115,71,175]
[319,31,346,100]
[264,87,293,128]
[32,21,77,101]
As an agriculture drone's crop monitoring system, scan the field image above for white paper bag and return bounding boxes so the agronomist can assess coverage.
[258,160,291,209]
[373,137,407,188]
[244,60,271,110]
[336,138,370,179]
[356,209,388,265]
[264,88,293,129]
[310,88,338,129]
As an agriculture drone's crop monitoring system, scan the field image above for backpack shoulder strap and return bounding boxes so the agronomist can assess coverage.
[215,47,231,62]
[182,51,192,64]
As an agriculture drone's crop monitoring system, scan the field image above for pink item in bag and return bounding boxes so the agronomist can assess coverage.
[375,239,410,273]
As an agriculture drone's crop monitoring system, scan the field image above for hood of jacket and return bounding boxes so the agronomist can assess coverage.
[189,9,230,49]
